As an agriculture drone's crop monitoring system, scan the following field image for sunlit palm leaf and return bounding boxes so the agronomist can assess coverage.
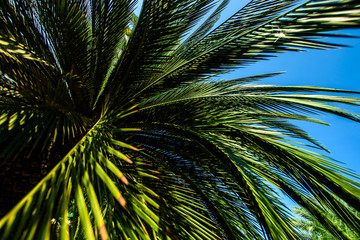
[140,0,360,96]
[293,200,360,239]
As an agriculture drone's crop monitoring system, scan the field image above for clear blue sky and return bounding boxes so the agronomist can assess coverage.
[135,1,360,202]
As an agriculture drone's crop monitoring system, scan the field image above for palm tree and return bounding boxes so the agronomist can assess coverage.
[1,0,360,239]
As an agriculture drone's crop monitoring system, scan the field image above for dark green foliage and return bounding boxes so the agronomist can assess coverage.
[1,0,360,239]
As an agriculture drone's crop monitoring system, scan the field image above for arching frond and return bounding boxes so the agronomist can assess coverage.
[1,0,360,239]
[137,0,360,96]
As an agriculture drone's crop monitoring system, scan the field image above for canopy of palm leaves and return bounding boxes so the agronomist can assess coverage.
[292,202,360,239]
[1,0,360,239]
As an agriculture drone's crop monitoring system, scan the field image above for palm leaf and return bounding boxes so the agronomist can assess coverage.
[1,0,360,239]
[138,0,360,96]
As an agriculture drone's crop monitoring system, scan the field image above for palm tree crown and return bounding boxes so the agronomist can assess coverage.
[1,0,360,239]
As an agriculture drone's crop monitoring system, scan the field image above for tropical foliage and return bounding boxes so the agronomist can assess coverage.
[1,0,360,239]
[292,203,360,239]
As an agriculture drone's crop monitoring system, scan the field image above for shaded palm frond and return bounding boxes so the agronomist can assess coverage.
[107,0,220,99]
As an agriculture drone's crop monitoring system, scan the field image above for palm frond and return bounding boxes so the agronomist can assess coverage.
[129,74,360,238]
[89,0,136,108]
[106,0,219,99]
[141,0,360,95]
[292,201,360,239]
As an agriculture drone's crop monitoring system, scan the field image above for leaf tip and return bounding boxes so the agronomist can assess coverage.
[99,224,109,240]
[118,195,126,208]
[124,157,133,164]
[120,175,129,185]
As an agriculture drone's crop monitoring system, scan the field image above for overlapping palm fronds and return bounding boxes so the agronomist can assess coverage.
[293,199,360,239]
[1,0,360,239]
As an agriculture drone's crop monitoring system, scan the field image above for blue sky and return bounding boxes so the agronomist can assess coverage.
[246,39,360,176]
